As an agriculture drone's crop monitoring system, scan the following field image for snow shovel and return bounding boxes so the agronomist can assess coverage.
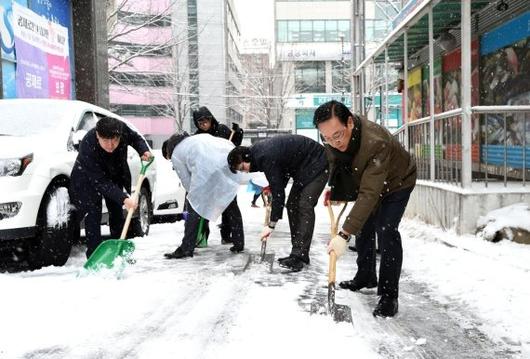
[259,191,275,266]
[195,217,208,248]
[327,202,353,323]
[84,157,155,271]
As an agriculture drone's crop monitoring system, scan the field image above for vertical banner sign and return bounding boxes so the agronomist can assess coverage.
[12,2,70,99]
[407,66,422,121]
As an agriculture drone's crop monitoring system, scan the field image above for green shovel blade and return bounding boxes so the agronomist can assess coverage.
[83,240,135,271]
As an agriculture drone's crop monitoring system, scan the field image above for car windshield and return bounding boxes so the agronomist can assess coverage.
[0,103,70,136]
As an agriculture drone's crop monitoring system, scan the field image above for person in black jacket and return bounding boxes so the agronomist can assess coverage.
[69,117,152,258]
[193,106,243,146]
[227,135,328,272]
[193,106,244,249]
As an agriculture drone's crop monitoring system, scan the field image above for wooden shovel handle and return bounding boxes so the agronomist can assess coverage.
[327,202,347,285]
[329,250,337,284]
[120,173,145,239]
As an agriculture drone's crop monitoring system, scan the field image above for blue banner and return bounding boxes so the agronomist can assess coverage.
[481,11,530,55]
[29,0,71,27]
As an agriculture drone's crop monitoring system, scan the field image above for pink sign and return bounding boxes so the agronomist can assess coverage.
[47,53,70,99]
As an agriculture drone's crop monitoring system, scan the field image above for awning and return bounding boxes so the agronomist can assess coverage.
[354,0,493,73]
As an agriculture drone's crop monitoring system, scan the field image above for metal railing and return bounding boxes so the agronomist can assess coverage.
[393,106,529,187]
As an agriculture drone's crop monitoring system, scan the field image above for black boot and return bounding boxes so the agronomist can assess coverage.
[164,247,193,259]
[278,256,304,272]
[229,245,244,253]
[277,255,292,263]
[373,297,398,318]
[339,277,377,291]
[221,238,233,245]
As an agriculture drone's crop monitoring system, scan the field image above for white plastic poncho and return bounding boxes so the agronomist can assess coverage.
[171,134,247,221]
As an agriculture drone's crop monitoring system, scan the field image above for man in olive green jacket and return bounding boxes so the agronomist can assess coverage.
[314,100,416,318]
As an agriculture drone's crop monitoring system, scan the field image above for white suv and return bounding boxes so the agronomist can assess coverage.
[0,99,167,269]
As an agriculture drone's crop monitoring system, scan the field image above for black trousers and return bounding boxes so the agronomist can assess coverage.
[179,200,209,254]
[251,192,261,205]
[354,186,414,299]
[219,196,244,249]
[71,194,125,258]
[285,171,328,262]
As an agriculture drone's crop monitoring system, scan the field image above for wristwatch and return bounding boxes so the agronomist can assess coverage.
[338,230,351,242]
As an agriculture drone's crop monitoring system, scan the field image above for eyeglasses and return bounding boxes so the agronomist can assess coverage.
[322,128,346,144]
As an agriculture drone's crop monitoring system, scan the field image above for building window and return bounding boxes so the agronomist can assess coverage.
[276,20,350,43]
[277,21,288,42]
[110,72,173,87]
[300,20,313,42]
[332,60,351,93]
[365,19,388,42]
[295,61,325,93]
[338,20,350,39]
[228,107,242,123]
[111,104,174,117]
[313,20,325,42]
[109,42,172,57]
[117,11,172,27]
[325,20,338,42]
[287,21,300,42]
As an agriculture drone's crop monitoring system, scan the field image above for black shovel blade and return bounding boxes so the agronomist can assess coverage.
[328,282,353,323]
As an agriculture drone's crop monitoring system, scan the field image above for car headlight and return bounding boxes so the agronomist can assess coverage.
[0,154,33,177]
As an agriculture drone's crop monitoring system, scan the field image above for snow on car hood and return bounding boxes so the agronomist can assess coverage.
[0,133,64,158]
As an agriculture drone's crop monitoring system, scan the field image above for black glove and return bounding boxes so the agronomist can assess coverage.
[231,123,243,146]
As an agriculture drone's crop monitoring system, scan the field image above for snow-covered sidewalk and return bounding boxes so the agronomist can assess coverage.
[0,188,528,358]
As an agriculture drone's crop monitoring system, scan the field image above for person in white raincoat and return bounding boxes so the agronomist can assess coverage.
[161,132,246,258]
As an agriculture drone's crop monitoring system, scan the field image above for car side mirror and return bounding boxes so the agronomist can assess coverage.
[72,130,87,150]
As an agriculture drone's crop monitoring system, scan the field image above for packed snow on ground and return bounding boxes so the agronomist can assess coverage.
[0,188,529,358]
[401,217,530,357]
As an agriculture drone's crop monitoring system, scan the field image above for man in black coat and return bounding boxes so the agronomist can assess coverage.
[70,117,152,258]
[227,135,329,272]
[193,106,243,146]
[193,106,244,249]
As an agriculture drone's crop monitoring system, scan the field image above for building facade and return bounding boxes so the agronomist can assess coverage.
[107,0,176,148]
[176,0,244,133]
[274,0,352,141]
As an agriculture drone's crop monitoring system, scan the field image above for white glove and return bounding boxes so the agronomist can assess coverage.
[327,235,347,258]
[260,226,274,241]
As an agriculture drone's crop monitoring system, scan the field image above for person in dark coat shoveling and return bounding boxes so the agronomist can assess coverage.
[227,135,328,272]
[69,117,152,258]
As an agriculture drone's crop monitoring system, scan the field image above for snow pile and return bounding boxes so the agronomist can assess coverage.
[476,202,530,242]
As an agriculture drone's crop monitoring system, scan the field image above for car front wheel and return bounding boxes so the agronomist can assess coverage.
[27,184,73,269]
